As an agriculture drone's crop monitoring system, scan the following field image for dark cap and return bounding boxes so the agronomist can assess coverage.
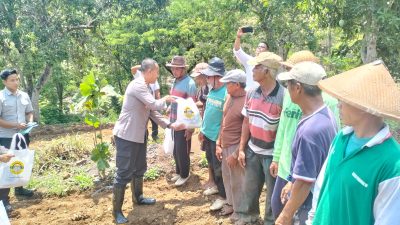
[200,57,225,77]
[0,69,18,80]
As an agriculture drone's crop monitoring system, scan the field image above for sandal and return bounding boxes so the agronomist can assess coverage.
[219,204,234,216]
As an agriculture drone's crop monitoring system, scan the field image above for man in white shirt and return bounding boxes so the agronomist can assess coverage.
[233,27,269,91]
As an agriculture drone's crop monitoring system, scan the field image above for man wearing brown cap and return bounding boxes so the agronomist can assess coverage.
[274,62,338,225]
[270,51,340,221]
[235,52,284,225]
[309,60,400,225]
[167,56,197,187]
[234,27,269,91]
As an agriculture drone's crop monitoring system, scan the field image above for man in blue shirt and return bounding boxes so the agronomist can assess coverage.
[275,62,337,225]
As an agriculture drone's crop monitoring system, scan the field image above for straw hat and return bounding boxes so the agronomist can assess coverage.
[166,56,188,68]
[318,60,400,121]
[190,62,208,78]
[280,50,320,68]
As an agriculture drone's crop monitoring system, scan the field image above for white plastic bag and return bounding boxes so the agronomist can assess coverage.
[176,97,202,129]
[0,133,35,189]
[0,201,11,225]
[163,128,174,155]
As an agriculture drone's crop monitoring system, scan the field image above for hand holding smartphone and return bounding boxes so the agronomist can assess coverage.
[241,26,253,33]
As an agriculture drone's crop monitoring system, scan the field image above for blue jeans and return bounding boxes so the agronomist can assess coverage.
[236,147,276,225]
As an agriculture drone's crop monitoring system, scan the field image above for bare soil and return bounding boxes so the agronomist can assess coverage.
[8,126,264,225]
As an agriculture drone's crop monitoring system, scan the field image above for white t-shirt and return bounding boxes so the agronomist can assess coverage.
[233,48,259,91]
[134,71,160,97]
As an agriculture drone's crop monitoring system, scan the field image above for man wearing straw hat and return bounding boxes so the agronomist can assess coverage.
[236,52,284,225]
[270,51,340,221]
[274,62,338,225]
[309,60,400,225]
[166,56,197,187]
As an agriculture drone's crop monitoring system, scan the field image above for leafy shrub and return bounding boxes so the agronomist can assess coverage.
[144,166,162,181]
[41,105,81,124]
[198,152,208,168]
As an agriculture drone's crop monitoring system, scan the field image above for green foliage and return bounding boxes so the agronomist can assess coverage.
[199,152,208,168]
[75,70,120,177]
[91,142,111,171]
[144,166,162,181]
[40,104,82,124]
[73,171,94,190]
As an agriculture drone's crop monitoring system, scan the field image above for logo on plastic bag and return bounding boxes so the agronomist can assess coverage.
[10,161,24,175]
[183,107,195,119]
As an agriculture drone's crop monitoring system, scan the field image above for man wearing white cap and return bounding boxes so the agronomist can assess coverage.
[215,69,247,218]
[275,62,338,225]
[236,52,284,225]
[270,51,340,221]
[309,60,400,225]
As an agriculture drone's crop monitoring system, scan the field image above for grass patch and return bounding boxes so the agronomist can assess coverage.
[198,152,208,168]
[144,166,162,181]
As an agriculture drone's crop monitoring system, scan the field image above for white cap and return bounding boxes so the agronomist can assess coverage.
[277,61,326,85]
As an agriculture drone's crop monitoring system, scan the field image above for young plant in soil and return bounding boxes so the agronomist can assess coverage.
[75,70,120,179]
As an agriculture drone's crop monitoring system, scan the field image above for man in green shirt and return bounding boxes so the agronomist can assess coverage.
[309,60,400,225]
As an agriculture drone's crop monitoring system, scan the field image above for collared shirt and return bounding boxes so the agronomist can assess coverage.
[312,125,400,225]
[242,81,284,155]
[169,75,197,122]
[113,76,168,143]
[0,88,33,138]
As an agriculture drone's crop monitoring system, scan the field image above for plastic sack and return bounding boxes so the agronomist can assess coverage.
[163,128,174,155]
[0,133,35,189]
[0,201,11,225]
[176,97,202,129]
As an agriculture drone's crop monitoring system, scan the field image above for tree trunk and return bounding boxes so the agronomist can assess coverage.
[361,13,378,63]
[31,64,52,122]
[55,81,64,114]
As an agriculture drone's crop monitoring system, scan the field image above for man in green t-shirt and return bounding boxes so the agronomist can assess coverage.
[198,57,228,212]
[309,60,400,225]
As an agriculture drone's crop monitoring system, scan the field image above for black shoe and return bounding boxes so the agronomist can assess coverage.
[15,187,34,197]
[112,185,128,224]
[132,177,156,205]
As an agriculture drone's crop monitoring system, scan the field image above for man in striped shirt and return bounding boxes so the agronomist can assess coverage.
[236,52,284,225]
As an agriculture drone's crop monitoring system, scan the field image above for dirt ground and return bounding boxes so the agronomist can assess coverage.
[7,126,266,225]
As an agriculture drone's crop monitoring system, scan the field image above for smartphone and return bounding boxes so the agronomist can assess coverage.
[241,26,253,33]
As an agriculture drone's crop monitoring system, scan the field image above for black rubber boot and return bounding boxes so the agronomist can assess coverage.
[15,186,34,197]
[112,185,128,224]
[132,177,156,205]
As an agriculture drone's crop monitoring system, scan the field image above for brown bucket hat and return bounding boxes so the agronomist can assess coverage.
[280,50,320,68]
[318,60,400,121]
[166,56,188,68]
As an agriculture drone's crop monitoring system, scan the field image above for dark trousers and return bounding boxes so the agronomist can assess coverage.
[0,134,30,204]
[203,135,226,198]
[113,136,147,187]
[149,118,158,138]
[271,176,288,219]
[173,130,191,178]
